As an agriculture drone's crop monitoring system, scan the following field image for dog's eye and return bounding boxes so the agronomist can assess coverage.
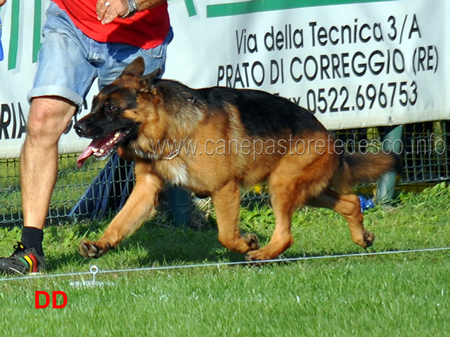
[104,104,119,114]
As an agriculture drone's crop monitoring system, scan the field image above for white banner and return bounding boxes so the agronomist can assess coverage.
[1,0,449,159]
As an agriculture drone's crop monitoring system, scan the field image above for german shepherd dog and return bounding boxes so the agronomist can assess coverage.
[74,57,400,261]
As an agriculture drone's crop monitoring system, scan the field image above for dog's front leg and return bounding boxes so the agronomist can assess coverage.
[212,180,260,254]
[79,167,163,258]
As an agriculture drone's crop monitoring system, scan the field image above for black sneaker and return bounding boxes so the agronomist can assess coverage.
[0,242,46,275]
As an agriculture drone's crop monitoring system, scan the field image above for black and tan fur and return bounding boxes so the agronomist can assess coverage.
[74,57,400,261]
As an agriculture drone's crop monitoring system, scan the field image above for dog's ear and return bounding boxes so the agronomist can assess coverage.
[120,57,146,77]
[140,68,163,92]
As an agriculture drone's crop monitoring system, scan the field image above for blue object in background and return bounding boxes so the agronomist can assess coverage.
[70,152,191,226]
[0,17,4,61]
[69,153,134,219]
[358,196,375,213]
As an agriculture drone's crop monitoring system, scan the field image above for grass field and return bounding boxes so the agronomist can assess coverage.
[0,183,449,336]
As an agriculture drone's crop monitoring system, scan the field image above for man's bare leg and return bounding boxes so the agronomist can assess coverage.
[21,97,76,229]
[19,97,76,258]
[0,97,75,274]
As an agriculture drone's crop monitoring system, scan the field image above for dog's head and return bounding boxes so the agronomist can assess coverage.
[75,57,162,167]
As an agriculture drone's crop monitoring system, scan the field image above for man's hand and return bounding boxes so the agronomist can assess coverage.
[96,0,167,25]
[0,0,7,7]
[96,0,129,25]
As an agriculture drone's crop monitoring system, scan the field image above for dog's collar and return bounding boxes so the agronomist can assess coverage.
[162,149,180,160]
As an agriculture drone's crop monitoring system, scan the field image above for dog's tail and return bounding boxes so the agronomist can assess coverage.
[330,152,402,193]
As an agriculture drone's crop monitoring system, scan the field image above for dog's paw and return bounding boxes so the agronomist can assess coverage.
[246,248,277,262]
[243,233,260,251]
[79,239,109,259]
[362,230,375,248]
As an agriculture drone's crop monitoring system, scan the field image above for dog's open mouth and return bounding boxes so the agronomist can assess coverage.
[77,129,132,168]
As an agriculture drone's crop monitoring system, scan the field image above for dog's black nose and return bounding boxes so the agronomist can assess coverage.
[74,121,88,137]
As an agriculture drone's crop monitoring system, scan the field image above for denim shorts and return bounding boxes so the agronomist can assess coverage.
[28,1,173,109]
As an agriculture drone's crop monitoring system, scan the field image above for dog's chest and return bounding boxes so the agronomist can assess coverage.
[156,160,189,186]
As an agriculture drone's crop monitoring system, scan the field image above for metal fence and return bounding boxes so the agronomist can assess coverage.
[1,121,449,226]
[339,122,449,186]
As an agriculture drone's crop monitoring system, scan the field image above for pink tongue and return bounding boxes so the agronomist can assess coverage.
[77,146,94,168]
[77,137,111,168]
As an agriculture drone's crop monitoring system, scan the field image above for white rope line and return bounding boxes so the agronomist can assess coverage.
[0,246,449,282]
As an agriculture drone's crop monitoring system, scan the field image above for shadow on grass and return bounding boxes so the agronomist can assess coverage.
[42,214,372,272]
[45,221,272,272]
[35,198,379,272]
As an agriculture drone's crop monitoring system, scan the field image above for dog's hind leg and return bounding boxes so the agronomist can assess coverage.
[246,147,337,261]
[212,180,260,254]
[307,189,375,248]
[79,168,163,258]
[246,181,296,261]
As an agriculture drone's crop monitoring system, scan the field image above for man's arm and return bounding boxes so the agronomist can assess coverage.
[96,0,167,25]
[134,0,168,11]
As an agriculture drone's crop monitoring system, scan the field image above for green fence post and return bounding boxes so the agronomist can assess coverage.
[376,125,403,203]
[167,186,190,226]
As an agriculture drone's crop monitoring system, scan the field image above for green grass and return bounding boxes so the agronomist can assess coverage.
[0,184,449,336]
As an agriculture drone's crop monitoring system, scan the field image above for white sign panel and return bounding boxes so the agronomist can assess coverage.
[165,0,450,129]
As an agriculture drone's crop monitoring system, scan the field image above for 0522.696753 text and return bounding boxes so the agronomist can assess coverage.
[304,81,417,114]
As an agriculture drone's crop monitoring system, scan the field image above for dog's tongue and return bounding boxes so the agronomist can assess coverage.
[77,146,94,168]
[76,137,109,168]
